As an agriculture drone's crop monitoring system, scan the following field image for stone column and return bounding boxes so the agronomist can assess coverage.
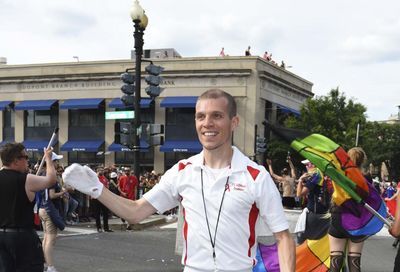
[104,100,115,167]
[0,111,3,143]
[58,106,69,166]
[15,110,24,143]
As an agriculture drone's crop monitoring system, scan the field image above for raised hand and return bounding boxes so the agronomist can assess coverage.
[62,164,104,198]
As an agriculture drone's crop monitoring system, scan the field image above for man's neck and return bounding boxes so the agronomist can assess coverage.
[203,146,233,169]
[2,165,20,172]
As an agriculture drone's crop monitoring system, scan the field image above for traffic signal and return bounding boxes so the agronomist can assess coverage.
[145,63,164,98]
[145,124,164,135]
[255,135,267,154]
[115,121,134,147]
[149,135,164,146]
[142,124,165,146]
[120,72,135,106]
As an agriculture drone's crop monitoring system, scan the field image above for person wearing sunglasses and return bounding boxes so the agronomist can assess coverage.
[0,143,57,272]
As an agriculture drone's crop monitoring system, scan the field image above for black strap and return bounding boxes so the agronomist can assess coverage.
[200,169,229,264]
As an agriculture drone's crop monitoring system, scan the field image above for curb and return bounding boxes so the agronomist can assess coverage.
[69,215,170,231]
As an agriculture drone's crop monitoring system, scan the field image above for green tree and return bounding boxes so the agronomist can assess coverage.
[267,87,400,179]
[266,138,304,175]
[362,122,400,179]
[284,88,367,150]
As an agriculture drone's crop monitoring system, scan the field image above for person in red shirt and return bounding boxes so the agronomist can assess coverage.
[92,168,113,232]
[118,169,138,200]
[117,169,138,230]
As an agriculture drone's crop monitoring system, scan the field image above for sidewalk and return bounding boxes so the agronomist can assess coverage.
[37,214,175,239]
[71,214,171,231]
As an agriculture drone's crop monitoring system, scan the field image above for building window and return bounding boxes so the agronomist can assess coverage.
[24,109,58,140]
[68,151,104,166]
[165,108,196,140]
[69,109,104,127]
[26,110,52,127]
[163,108,197,170]
[68,109,105,140]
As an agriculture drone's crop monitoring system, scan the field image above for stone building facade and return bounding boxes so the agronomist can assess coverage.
[0,56,313,173]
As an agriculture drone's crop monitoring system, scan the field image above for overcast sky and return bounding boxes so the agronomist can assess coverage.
[1,0,399,121]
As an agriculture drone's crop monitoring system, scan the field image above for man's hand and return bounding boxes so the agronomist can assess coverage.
[299,172,310,182]
[63,164,104,199]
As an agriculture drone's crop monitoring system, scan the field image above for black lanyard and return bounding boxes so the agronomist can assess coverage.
[200,168,230,271]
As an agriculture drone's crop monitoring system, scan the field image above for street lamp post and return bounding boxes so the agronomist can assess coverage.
[130,0,148,181]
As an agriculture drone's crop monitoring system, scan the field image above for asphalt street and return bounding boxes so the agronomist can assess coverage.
[52,225,182,272]
[50,221,398,272]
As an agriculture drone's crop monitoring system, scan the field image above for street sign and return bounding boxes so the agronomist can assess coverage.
[105,111,135,120]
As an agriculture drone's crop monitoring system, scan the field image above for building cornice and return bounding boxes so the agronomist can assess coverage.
[259,70,313,97]
[0,68,251,84]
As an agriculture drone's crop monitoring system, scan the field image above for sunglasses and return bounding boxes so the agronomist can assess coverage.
[18,155,29,160]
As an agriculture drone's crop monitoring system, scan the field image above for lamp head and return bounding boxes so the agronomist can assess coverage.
[130,0,144,22]
[139,12,148,30]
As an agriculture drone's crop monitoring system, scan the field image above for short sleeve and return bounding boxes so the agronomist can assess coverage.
[255,171,289,233]
[142,165,180,213]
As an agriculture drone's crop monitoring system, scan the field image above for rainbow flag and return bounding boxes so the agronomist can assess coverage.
[253,234,330,272]
[265,123,387,235]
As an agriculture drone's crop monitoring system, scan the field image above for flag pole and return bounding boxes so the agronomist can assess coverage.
[363,202,391,227]
[35,127,59,176]
[298,148,391,227]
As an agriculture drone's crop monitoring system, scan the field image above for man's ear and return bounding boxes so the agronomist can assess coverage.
[231,116,239,130]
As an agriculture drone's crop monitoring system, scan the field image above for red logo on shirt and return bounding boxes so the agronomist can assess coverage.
[232,183,246,191]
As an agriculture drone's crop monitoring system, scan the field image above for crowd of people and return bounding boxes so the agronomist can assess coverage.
[218,46,288,68]
[36,165,162,225]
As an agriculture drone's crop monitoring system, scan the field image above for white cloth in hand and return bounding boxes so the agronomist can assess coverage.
[294,207,308,233]
[62,163,103,199]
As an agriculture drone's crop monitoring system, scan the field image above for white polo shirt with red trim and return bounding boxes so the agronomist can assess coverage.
[143,146,288,272]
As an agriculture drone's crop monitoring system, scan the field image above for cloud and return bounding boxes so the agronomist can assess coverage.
[0,0,399,121]
[339,18,400,64]
[47,9,97,37]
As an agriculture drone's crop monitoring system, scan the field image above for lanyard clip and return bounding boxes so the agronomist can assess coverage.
[213,250,218,272]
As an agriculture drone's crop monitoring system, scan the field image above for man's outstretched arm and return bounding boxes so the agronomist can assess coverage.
[98,187,156,224]
[63,163,157,224]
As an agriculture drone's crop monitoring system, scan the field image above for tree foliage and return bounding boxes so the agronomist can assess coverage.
[361,122,400,179]
[284,88,367,150]
[267,87,400,179]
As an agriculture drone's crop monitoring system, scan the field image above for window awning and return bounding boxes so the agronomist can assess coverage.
[160,140,202,153]
[0,101,13,110]
[160,96,198,108]
[108,140,150,152]
[15,100,57,111]
[108,98,152,109]
[23,140,58,152]
[276,103,300,116]
[60,98,104,110]
[61,140,104,152]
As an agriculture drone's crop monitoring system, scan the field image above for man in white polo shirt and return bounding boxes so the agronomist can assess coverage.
[63,89,295,272]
